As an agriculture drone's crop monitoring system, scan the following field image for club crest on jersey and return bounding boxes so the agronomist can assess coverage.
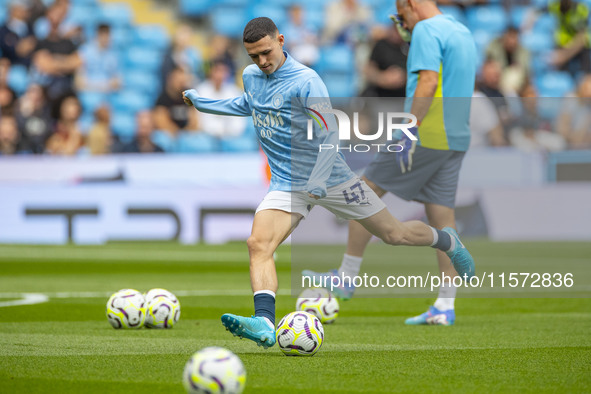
[272,93,284,109]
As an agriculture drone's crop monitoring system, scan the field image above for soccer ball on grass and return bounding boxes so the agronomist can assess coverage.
[183,346,246,394]
[276,311,324,356]
[296,287,339,324]
[144,288,181,328]
[105,289,146,329]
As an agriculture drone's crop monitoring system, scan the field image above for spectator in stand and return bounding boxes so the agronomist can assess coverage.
[154,67,198,135]
[208,35,237,80]
[323,0,373,46]
[27,0,47,25]
[86,105,120,155]
[0,0,37,67]
[0,84,17,115]
[470,90,507,147]
[121,110,163,153]
[161,24,202,88]
[361,23,407,97]
[196,61,246,138]
[485,27,531,95]
[556,74,591,149]
[33,0,83,45]
[283,4,319,67]
[15,83,52,153]
[509,83,566,152]
[45,94,83,155]
[478,59,513,131]
[31,1,82,100]
[526,0,591,75]
[75,24,121,95]
[0,115,21,155]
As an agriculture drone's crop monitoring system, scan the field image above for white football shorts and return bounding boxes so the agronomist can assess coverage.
[255,177,386,220]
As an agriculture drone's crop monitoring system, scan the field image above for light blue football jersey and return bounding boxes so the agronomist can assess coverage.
[186,52,354,196]
[405,14,477,152]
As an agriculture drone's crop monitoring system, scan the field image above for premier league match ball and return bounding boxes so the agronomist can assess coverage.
[105,289,146,329]
[296,287,339,324]
[276,311,324,356]
[144,288,181,329]
[183,347,246,394]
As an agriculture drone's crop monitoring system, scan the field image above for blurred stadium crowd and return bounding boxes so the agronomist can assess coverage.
[0,0,590,156]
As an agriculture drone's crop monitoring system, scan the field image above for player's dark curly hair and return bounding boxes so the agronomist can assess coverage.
[243,17,278,43]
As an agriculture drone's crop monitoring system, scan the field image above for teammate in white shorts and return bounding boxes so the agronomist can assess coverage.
[183,17,475,348]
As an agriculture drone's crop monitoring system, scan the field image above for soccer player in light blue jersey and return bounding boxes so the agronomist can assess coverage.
[304,0,477,326]
[183,17,474,348]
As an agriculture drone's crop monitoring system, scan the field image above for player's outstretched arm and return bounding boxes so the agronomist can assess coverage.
[183,89,251,117]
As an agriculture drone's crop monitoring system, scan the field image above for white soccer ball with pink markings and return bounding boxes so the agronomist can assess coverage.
[276,311,324,356]
[105,289,146,329]
[144,288,181,329]
[296,287,339,324]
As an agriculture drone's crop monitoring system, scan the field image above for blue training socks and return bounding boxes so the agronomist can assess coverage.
[253,291,275,325]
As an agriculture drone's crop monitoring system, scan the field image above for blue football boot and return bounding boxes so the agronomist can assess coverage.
[405,306,455,326]
[442,227,475,280]
[221,314,276,348]
[301,269,355,300]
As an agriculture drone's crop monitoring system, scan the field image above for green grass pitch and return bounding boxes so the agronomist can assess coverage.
[0,242,590,393]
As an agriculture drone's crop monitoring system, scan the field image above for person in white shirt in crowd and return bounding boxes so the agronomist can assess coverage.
[196,60,246,138]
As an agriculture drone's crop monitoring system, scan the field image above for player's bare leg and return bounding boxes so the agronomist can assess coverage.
[345,177,386,257]
[248,209,302,293]
[222,209,302,348]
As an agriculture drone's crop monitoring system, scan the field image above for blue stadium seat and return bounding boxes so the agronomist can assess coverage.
[66,5,98,29]
[305,7,325,31]
[359,0,389,9]
[471,29,494,54]
[125,47,163,72]
[111,111,137,141]
[439,5,467,26]
[110,26,133,50]
[180,0,211,17]
[536,72,575,97]
[532,0,550,7]
[530,53,553,78]
[248,4,288,30]
[134,25,170,51]
[110,90,153,113]
[218,0,250,6]
[521,32,554,53]
[466,6,508,35]
[533,13,557,34]
[317,44,355,74]
[123,69,161,97]
[99,3,133,27]
[7,65,29,95]
[151,130,177,153]
[74,0,98,5]
[0,7,8,25]
[176,133,219,153]
[210,5,248,38]
[321,72,356,97]
[78,91,109,113]
[510,5,530,28]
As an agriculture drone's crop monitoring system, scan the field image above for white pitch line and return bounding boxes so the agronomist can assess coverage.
[0,293,49,308]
